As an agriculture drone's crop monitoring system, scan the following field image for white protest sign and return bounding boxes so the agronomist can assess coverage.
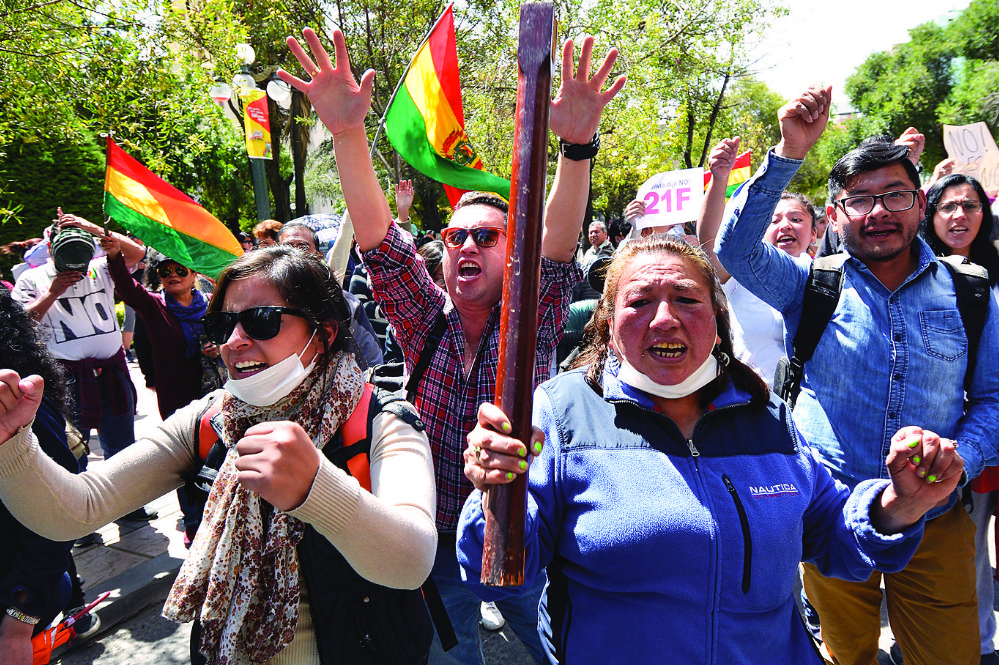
[943,122,999,192]
[635,168,704,230]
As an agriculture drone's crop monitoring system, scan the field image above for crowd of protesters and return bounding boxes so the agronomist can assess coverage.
[0,26,998,665]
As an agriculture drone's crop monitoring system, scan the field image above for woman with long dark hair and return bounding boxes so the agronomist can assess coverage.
[921,173,999,289]
[0,288,83,664]
[920,173,999,662]
[0,247,437,665]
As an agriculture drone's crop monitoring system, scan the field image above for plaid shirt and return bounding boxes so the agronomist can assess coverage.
[364,225,581,530]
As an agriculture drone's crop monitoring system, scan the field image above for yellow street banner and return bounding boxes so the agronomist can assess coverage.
[242,88,273,160]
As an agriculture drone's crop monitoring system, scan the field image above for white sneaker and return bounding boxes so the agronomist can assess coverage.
[479,601,505,631]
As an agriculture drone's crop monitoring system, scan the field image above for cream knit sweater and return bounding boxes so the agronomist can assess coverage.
[0,393,437,664]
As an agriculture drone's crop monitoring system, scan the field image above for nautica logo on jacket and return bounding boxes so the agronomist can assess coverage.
[749,483,799,498]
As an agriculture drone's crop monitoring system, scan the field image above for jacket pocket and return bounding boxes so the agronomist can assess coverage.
[919,309,967,361]
[723,474,752,594]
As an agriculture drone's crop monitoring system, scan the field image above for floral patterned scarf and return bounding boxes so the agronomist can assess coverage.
[162,351,365,664]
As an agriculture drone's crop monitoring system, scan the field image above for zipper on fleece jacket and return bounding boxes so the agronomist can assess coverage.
[722,474,752,594]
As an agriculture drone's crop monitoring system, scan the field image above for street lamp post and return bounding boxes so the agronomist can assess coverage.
[208,43,291,222]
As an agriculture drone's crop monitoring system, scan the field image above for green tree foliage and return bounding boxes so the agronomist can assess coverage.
[1,0,792,244]
[834,0,999,195]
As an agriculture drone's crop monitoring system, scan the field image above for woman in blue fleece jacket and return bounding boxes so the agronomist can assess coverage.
[457,235,964,664]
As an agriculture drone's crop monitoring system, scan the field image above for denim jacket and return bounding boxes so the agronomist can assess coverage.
[716,150,999,518]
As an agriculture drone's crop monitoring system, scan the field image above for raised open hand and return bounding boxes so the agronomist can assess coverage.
[278,28,375,137]
[550,37,627,145]
[775,85,832,161]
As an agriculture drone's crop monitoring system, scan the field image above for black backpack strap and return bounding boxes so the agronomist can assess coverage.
[405,309,449,402]
[939,255,991,393]
[421,574,458,651]
[364,385,453,650]
[774,254,846,409]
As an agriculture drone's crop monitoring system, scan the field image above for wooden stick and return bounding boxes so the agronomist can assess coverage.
[481,1,556,587]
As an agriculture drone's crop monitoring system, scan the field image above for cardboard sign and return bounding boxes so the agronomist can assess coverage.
[635,168,704,229]
[943,122,999,191]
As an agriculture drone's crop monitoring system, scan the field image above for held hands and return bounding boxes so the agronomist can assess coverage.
[877,426,964,532]
[463,403,544,493]
[624,199,647,223]
[234,421,322,511]
[550,37,627,145]
[279,28,374,138]
[707,137,741,179]
[0,370,44,443]
[775,85,832,161]
[896,127,925,166]
[48,270,83,296]
[53,207,99,237]
[99,233,121,261]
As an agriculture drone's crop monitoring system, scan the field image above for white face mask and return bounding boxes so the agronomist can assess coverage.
[617,351,718,399]
[224,330,318,407]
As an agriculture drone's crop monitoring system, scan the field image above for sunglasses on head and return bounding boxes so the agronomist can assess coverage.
[202,306,310,344]
[440,226,506,249]
[157,264,190,278]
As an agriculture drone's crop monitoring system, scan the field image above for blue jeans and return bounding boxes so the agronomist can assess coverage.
[66,365,136,459]
[971,490,997,655]
[428,535,547,665]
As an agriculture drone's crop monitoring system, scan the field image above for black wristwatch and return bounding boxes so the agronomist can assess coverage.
[559,132,600,161]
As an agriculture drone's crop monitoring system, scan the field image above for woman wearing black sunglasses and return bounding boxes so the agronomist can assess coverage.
[0,245,437,665]
[102,237,222,421]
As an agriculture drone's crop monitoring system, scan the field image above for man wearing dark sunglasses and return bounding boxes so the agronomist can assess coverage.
[281,27,625,665]
[717,85,999,665]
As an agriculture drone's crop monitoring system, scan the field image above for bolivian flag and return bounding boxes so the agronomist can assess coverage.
[384,4,510,204]
[703,150,752,198]
[103,138,242,278]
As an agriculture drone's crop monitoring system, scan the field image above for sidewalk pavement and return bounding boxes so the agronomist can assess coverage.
[53,362,190,658]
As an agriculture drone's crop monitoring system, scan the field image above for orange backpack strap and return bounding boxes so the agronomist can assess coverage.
[197,397,225,461]
[340,383,374,492]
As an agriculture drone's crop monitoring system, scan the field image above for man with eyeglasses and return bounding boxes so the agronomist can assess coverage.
[279,27,625,665]
[12,210,158,520]
[716,85,999,665]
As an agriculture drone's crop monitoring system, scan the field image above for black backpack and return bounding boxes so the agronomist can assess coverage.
[774,253,991,410]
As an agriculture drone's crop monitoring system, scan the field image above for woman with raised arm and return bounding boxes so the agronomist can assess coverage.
[456,235,962,664]
[920,173,999,663]
[696,136,816,386]
[0,246,437,665]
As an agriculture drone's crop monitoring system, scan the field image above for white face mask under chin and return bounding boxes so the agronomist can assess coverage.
[616,351,719,399]
[224,330,318,407]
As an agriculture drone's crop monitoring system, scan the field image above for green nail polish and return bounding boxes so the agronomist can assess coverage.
[902,435,921,448]
[918,468,926,477]
[518,447,527,457]
[927,475,937,483]
[519,460,527,470]
[506,472,515,480]
[502,422,512,433]
[533,441,543,454]
[913,455,920,465]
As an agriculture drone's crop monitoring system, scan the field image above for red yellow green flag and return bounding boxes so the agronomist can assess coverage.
[703,150,752,198]
[103,137,243,278]
[384,4,510,204]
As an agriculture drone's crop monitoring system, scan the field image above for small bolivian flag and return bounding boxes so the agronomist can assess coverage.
[384,4,510,204]
[703,150,752,198]
[103,137,243,278]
